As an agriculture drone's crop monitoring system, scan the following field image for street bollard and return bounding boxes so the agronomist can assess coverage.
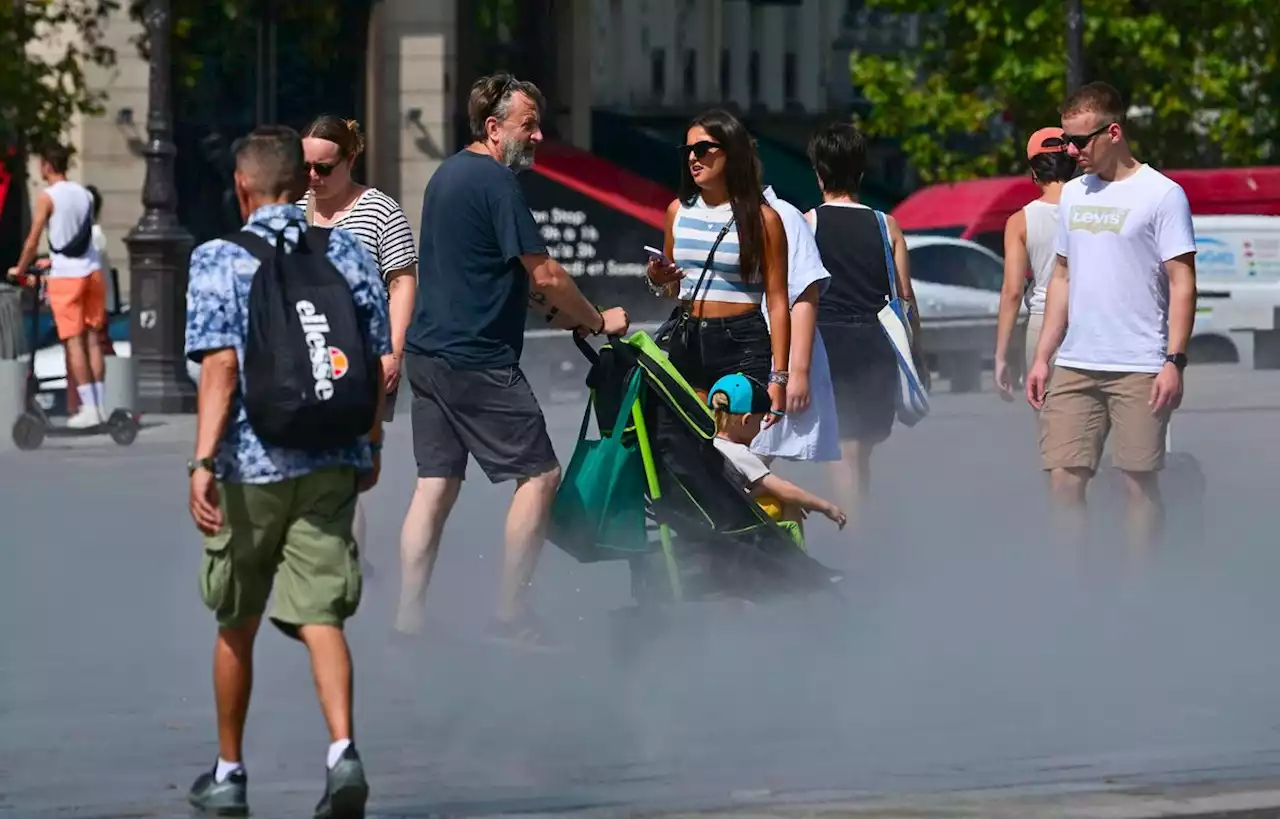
[103,355,138,416]
[0,358,27,436]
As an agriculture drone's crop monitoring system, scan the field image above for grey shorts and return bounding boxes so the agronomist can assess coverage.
[405,352,559,483]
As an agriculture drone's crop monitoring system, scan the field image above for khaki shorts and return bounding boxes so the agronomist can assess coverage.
[1039,366,1170,474]
[199,466,362,639]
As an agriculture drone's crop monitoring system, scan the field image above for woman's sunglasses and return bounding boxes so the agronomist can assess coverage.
[680,140,723,160]
[305,161,339,177]
[1061,122,1112,151]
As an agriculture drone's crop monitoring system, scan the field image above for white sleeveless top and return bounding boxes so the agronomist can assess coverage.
[1023,199,1059,314]
[45,180,101,279]
[671,197,763,305]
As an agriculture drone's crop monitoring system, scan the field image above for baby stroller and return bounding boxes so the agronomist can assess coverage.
[549,331,844,639]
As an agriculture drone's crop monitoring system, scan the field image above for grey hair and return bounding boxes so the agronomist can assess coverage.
[467,73,545,141]
[232,125,306,199]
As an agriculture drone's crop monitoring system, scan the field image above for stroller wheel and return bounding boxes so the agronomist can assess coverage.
[107,410,139,446]
[12,412,46,451]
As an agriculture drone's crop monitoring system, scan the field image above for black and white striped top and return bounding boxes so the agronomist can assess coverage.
[297,187,417,281]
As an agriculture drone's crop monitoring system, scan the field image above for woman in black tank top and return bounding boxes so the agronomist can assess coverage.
[805,123,926,521]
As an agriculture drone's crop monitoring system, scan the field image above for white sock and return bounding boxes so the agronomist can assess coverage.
[327,738,352,769]
[91,381,105,408]
[214,757,243,783]
[76,384,96,409]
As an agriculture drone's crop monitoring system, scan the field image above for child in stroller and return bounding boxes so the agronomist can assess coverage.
[707,373,847,547]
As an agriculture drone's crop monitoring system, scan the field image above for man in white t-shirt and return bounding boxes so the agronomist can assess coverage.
[8,144,109,429]
[1025,81,1197,549]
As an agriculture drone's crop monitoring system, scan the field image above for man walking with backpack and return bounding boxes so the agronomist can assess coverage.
[394,73,629,649]
[183,125,390,819]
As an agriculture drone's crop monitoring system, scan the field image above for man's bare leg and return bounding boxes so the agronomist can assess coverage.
[85,328,107,410]
[1048,466,1091,548]
[497,465,561,622]
[1120,469,1162,554]
[64,333,91,392]
[394,477,461,634]
[298,624,354,743]
[214,617,261,764]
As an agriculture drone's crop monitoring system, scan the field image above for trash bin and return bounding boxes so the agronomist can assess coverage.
[0,284,30,434]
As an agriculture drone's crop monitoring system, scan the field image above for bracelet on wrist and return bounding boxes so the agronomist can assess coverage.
[769,370,789,386]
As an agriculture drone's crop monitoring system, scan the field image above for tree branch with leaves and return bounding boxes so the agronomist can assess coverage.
[851,0,1280,184]
[0,0,120,171]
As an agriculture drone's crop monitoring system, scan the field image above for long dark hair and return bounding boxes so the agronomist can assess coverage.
[677,109,766,284]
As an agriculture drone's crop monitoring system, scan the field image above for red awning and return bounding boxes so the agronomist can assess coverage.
[892,177,1039,238]
[0,164,11,222]
[529,140,673,230]
[1168,166,1280,215]
[892,166,1280,241]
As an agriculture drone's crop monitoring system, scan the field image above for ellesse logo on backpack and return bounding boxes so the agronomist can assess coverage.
[296,300,348,400]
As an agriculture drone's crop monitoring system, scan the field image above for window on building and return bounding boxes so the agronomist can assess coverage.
[651,48,666,97]
[683,49,697,99]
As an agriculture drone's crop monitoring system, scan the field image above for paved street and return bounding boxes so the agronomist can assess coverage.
[4,362,1280,818]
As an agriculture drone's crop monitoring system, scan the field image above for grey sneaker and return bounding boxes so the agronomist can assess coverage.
[314,744,369,819]
[188,766,248,816]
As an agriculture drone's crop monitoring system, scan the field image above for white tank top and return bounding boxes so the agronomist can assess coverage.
[671,197,764,305]
[45,180,101,279]
[1022,199,1059,314]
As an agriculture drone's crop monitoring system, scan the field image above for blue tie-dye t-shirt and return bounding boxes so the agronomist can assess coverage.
[184,203,391,485]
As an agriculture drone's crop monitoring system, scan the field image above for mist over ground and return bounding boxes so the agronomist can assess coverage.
[2,363,1278,817]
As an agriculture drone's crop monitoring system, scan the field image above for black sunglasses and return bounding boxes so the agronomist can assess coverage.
[305,161,339,177]
[300,161,337,177]
[1062,122,1112,151]
[680,140,723,159]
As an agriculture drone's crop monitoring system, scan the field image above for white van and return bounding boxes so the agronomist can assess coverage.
[1189,215,1280,362]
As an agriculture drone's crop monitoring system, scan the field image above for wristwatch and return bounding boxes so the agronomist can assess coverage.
[187,456,216,476]
[1166,353,1188,371]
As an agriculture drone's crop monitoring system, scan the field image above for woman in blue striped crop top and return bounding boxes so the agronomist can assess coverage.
[646,109,791,421]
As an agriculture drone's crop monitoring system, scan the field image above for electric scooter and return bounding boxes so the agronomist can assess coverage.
[7,265,140,450]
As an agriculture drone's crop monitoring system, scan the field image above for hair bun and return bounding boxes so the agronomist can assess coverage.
[344,119,366,156]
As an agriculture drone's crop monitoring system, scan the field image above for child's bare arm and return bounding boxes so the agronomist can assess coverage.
[753,473,846,527]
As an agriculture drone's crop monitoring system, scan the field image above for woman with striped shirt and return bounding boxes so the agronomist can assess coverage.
[647,109,791,422]
[300,115,419,570]
[300,116,418,398]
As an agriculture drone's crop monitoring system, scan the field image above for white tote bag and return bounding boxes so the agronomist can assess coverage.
[872,210,930,426]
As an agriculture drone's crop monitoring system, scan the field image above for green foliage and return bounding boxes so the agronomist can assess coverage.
[851,0,1280,183]
[127,0,342,91]
[0,0,120,169]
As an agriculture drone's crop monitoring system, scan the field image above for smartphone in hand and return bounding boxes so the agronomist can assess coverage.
[643,245,675,266]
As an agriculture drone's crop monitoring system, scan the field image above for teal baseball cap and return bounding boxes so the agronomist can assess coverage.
[708,373,772,414]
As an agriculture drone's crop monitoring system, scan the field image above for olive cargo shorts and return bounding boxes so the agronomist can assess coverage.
[199,466,362,639]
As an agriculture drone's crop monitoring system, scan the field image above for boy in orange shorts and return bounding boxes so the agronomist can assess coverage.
[8,144,108,428]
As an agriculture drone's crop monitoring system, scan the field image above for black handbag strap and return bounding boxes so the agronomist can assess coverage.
[681,216,735,311]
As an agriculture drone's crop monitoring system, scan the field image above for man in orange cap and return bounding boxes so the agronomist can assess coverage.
[994,127,1077,400]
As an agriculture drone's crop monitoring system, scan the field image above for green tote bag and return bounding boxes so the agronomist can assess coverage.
[549,369,651,563]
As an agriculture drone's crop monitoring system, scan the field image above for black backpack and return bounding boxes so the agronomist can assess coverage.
[222,222,379,452]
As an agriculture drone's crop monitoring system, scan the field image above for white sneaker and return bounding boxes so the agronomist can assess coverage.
[66,406,104,429]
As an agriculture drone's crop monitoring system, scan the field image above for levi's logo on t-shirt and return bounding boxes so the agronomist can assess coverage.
[1069,204,1131,234]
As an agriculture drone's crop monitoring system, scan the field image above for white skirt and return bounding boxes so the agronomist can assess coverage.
[750,325,841,462]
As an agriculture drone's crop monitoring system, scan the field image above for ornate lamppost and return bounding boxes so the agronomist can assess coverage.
[1066,0,1085,93]
[124,0,196,413]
